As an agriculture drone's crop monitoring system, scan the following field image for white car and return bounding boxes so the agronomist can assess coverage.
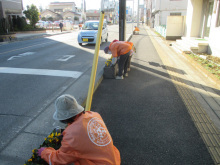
[77,20,108,46]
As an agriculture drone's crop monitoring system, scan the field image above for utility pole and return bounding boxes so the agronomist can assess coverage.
[81,0,86,23]
[132,0,134,32]
[137,0,139,27]
[119,0,126,41]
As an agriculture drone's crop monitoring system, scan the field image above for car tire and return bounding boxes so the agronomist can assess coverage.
[105,34,108,42]
[79,43,82,46]
[100,37,102,45]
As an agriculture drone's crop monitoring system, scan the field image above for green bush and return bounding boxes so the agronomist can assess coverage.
[17,16,27,30]
[21,24,44,31]
[0,18,10,34]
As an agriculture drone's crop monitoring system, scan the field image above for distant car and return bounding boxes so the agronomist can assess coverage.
[36,21,45,28]
[77,20,108,46]
[73,24,79,29]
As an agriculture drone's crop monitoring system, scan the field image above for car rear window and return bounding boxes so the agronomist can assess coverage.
[83,22,99,30]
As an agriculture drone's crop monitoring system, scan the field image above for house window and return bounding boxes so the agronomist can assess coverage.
[170,12,181,16]
[54,9,63,13]
[217,2,220,27]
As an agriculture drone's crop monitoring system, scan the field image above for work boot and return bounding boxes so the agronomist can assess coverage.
[115,76,124,80]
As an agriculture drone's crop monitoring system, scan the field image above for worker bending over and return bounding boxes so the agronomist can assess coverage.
[37,94,121,165]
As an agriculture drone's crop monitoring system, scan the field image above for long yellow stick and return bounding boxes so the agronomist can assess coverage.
[85,11,105,111]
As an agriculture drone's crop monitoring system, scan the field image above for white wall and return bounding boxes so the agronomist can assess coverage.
[153,0,188,26]
[158,10,187,25]
[160,0,188,11]
[208,1,220,57]
[152,0,160,13]
[166,16,185,39]
[185,0,203,37]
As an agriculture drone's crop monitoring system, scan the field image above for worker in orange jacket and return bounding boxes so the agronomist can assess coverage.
[104,40,133,79]
[134,26,140,31]
[37,94,121,165]
[133,26,140,35]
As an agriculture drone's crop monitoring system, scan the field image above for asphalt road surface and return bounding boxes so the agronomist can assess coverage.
[0,24,133,152]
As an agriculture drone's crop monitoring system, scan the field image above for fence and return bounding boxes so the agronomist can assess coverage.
[155,25,166,38]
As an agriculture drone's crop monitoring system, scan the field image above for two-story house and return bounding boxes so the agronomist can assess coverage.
[41,2,80,22]
[0,0,23,20]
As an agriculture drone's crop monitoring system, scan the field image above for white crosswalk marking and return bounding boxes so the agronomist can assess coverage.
[0,67,82,78]
[57,55,75,61]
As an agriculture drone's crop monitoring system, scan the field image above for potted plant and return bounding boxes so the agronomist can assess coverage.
[103,57,119,79]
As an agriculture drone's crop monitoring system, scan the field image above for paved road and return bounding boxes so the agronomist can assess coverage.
[0,24,133,164]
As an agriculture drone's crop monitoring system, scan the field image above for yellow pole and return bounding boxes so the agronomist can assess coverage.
[85,11,105,111]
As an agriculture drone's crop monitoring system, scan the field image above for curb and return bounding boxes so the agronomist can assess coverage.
[15,31,73,41]
[0,31,73,45]
[81,33,133,108]
[181,52,220,89]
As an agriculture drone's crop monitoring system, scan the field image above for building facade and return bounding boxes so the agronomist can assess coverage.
[101,0,118,23]
[185,0,220,56]
[0,0,23,19]
[146,0,220,57]
[41,2,80,22]
[48,2,76,13]
[151,0,188,27]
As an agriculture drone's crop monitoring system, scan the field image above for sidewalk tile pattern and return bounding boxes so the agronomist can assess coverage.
[147,27,220,164]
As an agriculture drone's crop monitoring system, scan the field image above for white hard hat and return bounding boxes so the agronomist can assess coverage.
[53,94,84,120]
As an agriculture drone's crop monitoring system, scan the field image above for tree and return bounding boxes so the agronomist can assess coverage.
[41,17,46,21]
[74,16,79,21]
[23,4,39,28]
[48,17,54,22]
[17,16,27,30]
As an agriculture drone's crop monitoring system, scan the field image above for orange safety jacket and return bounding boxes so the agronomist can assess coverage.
[41,111,121,165]
[109,41,133,58]
[134,27,140,31]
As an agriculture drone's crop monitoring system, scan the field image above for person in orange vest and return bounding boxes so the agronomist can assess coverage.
[134,26,140,31]
[133,26,140,34]
[37,94,121,165]
[79,23,82,30]
[104,40,134,79]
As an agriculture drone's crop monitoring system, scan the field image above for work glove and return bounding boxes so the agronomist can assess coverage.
[37,147,46,157]
[111,57,117,66]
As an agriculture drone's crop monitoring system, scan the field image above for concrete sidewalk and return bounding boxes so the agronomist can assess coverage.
[0,30,73,44]
[16,30,72,40]
[91,26,220,164]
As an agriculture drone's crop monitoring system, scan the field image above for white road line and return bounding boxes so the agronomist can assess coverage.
[0,41,57,55]
[0,67,82,78]
[19,52,35,56]
[57,55,75,61]
[7,56,22,61]
[7,52,35,61]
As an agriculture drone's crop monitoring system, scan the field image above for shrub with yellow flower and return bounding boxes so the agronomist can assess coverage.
[105,56,113,67]
[24,129,64,165]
